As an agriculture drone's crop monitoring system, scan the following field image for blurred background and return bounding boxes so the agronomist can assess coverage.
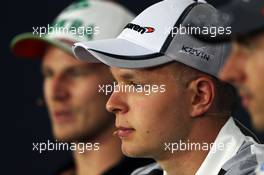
[1,0,263,174]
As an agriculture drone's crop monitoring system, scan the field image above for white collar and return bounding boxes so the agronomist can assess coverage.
[162,117,246,175]
[195,117,246,175]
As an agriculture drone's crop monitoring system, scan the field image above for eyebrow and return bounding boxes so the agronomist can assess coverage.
[111,69,136,81]
[120,73,135,80]
[41,63,98,74]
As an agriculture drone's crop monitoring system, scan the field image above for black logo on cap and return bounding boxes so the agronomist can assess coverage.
[124,23,155,34]
[180,45,211,61]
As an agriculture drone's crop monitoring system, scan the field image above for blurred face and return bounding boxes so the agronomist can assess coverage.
[106,63,193,160]
[220,33,264,130]
[42,46,114,142]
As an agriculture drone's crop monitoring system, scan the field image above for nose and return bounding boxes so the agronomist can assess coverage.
[106,91,129,115]
[219,44,247,85]
[51,75,70,102]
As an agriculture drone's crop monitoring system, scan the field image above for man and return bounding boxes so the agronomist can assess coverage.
[73,0,264,174]
[188,0,264,132]
[185,0,264,174]
[11,0,152,175]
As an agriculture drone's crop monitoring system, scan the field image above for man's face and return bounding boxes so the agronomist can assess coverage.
[219,33,264,130]
[42,46,115,142]
[106,63,192,159]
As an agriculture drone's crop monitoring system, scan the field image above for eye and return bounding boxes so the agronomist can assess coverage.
[68,69,83,77]
[67,68,93,78]
[128,81,139,86]
[127,81,145,90]
[42,69,53,79]
[237,37,254,52]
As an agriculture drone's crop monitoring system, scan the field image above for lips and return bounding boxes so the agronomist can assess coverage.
[240,91,254,110]
[241,95,250,109]
[114,127,135,139]
[53,110,74,123]
[237,85,254,109]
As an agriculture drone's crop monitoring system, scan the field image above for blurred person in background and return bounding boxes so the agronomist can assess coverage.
[190,0,264,132]
[11,0,152,175]
[188,0,264,174]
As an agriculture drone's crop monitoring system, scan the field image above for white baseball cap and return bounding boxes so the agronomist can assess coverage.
[11,0,135,58]
[73,0,231,77]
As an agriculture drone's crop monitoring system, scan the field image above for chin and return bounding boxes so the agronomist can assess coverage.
[53,133,74,142]
[121,142,152,158]
[52,128,78,142]
[252,115,264,132]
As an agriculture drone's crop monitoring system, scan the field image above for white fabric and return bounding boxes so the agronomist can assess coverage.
[195,117,245,175]
[163,118,246,175]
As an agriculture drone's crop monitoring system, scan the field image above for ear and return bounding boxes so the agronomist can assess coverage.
[188,77,215,118]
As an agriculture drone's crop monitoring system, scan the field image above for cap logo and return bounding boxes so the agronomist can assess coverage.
[63,0,90,12]
[180,45,211,61]
[124,23,155,34]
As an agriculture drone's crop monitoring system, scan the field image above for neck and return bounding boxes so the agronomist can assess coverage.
[157,115,229,175]
[74,126,123,175]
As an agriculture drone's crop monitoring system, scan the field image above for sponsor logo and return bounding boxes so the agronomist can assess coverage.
[180,45,212,61]
[124,23,155,34]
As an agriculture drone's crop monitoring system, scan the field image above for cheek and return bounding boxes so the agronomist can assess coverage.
[71,81,99,106]
[246,55,264,92]
[128,91,189,136]
[71,79,110,116]
[43,80,52,105]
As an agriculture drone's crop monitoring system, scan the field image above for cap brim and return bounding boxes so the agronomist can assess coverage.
[73,38,173,68]
[11,33,73,59]
[191,2,264,43]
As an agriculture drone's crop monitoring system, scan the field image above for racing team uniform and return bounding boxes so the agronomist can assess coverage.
[131,117,264,175]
